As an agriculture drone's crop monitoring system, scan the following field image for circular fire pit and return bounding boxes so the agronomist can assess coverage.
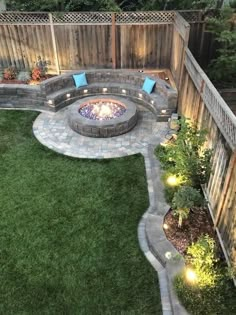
[68,96,138,138]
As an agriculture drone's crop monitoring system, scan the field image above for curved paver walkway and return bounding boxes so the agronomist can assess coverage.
[32,104,188,315]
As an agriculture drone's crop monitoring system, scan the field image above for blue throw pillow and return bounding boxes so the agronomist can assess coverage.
[73,73,88,88]
[142,77,156,94]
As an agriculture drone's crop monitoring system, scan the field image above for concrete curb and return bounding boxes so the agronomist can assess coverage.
[138,146,189,315]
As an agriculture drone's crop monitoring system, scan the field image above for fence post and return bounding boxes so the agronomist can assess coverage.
[49,13,60,74]
[178,24,190,90]
[111,13,116,69]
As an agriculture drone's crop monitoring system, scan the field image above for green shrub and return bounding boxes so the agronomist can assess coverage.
[187,234,218,287]
[164,186,179,204]
[174,234,236,314]
[172,186,203,227]
[155,144,175,170]
[155,118,212,189]
[174,272,236,315]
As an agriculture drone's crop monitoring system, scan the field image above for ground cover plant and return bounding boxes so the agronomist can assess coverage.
[0,110,161,314]
[174,235,236,315]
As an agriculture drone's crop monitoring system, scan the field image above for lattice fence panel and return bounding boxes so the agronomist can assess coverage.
[179,10,216,22]
[52,12,112,24]
[0,13,49,24]
[116,11,174,24]
[179,11,202,22]
[202,84,236,149]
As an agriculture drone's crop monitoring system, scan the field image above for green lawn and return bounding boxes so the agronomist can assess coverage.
[0,111,161,314]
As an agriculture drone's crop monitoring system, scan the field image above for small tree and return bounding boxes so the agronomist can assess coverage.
[172,186,203,227]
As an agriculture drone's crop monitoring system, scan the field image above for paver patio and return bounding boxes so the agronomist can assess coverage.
[33,105,169,159]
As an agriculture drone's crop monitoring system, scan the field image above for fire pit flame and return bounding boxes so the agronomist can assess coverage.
[79,100,126,121]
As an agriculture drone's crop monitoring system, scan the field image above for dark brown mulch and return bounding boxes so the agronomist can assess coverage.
[164,207,218,255]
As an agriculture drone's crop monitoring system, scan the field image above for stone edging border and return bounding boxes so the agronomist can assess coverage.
[138,145,189,315]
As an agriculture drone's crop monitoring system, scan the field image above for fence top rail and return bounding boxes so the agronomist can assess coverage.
[0,10,214,24]
[185,48,236,150]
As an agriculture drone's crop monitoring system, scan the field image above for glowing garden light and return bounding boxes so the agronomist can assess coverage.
[166,175,178,186]
[165,251,172,260]
[163,223,168,230]
[186,268,197,283]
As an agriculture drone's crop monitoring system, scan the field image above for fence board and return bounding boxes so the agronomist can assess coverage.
[0,24,55,70]
[53,24,112,70]
[117,24,172,69]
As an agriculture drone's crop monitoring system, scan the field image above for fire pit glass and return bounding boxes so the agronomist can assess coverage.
[79,100,126,120]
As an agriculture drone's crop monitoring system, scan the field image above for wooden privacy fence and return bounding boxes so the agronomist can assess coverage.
[0,11,175,72]
[0,10,215,72]
[178,48,236,267]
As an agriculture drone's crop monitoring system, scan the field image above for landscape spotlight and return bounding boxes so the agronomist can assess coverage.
[166,175,178,186]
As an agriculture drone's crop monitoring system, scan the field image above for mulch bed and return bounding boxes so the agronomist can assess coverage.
[0,79,26,84]
[0,75,55,85]
[164,207,218,255]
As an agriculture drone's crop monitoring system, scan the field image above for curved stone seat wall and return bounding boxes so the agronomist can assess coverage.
[0,70,178,121]
[0,84,48,111]
[40,70,178,121]
[40,70,177,108]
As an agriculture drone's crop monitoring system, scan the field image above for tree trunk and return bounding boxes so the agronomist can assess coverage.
[178,215,182,228]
